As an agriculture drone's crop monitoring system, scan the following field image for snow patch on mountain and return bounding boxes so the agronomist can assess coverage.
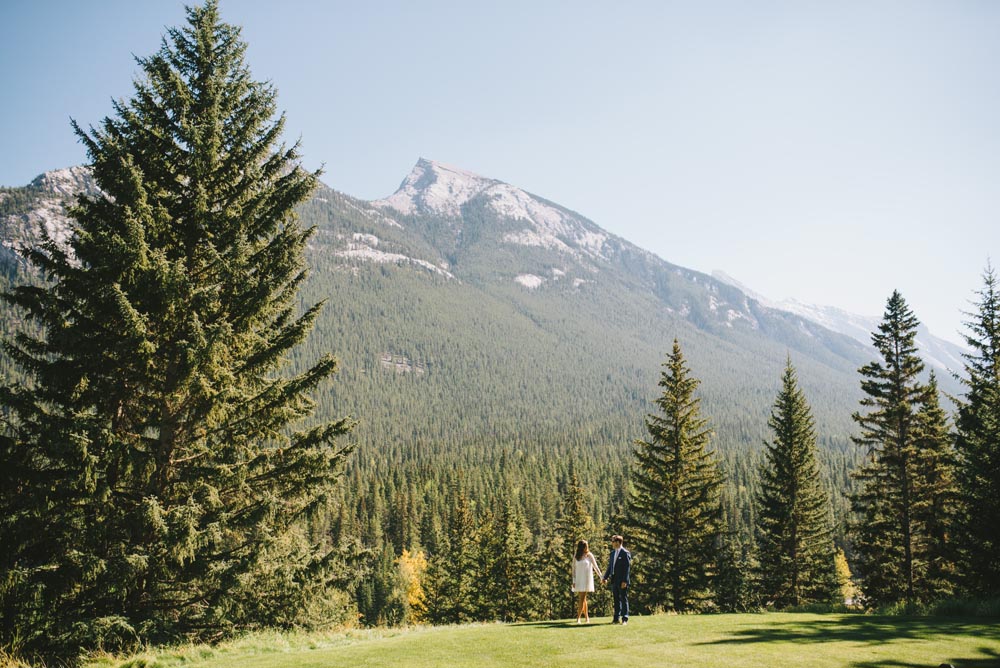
[336,245,454,278]
[337,193,404,229]
[352,232,379,246]
[783,299,966,374]
[515,274,544,290]
[728,308,757,329]
[503,230,574,254]
[334,233,454,279]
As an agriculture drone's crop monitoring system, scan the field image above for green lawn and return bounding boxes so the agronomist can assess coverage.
[93,613,1000,668]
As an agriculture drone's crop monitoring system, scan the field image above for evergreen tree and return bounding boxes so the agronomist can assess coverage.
[626,339,724,612]
[532,530,571,620]
[558,470,594,549]
[755,358,837,608]
[850,291,956,607]
[423,486,478,624]
[0,2,351,657]
[911,373,957,599]
[715,529,761,612]
[955,264,1000,596]
[476,499,533,622]
[357,545,405,626]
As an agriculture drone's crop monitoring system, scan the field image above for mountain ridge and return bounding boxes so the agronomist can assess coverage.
[3,159,942,468]
[712,270,967,377]
[2,159,955,372]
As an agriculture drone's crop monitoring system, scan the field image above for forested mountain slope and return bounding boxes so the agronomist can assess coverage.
[283,160,879,458]
[2,159,886,535]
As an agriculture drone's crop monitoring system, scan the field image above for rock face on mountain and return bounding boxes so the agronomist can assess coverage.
[352,159,873,367]
[1,159,881,460]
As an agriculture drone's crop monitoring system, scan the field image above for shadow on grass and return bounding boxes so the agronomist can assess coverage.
[699,615,1000,647]
[700,616,1000,668]
[514,620,607,629]
[849,646,1000,668]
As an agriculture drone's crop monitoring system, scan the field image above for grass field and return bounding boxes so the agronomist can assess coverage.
[86,612,1000,668]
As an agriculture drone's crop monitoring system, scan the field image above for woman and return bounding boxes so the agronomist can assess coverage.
[571,539,603,623]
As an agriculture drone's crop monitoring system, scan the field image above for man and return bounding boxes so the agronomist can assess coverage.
[601,534,631,624]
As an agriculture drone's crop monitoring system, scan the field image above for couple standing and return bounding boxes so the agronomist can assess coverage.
[571,535,630,624]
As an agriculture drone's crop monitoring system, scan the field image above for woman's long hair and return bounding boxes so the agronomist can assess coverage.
[575,539,588,561]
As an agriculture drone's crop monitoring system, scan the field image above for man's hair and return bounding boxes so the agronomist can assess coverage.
[611,535,624,544]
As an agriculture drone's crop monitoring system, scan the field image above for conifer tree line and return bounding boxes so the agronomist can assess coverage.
[2,1,1000,663]
[326,276,999,625]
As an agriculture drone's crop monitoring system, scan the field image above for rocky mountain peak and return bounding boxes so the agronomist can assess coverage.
[374,159,611,261]
[1,167,98,261]
[374,158,499,217]
[29,166,98,198]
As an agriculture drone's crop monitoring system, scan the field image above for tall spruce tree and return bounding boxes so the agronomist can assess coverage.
[558,470,594,549]
[850,290,955,607]
[755,358,837,608]
[423,485,478,624]
[955,264,1000,596]
[476,498,533,622]
[626,339,724,612]
[911,373,957,599]
[0,2,351,657]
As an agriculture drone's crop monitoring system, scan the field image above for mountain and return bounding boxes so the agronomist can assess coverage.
[1,160,877,447]
[1,159,889,535]
[300,159,882,456]
[712,270,968,380]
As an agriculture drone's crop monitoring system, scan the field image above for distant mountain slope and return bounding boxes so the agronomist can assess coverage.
[1,161,878,471]
[712,270,967,382]
[291,160,882,460]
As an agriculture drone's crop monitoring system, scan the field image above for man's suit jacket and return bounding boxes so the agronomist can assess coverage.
[603,547,631,585]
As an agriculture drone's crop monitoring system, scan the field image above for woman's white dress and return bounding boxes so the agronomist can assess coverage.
[573,552,601,593]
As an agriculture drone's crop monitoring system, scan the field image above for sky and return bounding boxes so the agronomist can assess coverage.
[2,1,998,345]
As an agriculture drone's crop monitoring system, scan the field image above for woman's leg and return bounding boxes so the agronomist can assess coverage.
[576,592,586,621]
[582,593,590,621]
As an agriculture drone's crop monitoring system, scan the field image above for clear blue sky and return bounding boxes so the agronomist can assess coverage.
[2,1,998,345]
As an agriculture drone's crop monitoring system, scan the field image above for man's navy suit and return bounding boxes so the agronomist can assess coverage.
[603,546,631,622]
